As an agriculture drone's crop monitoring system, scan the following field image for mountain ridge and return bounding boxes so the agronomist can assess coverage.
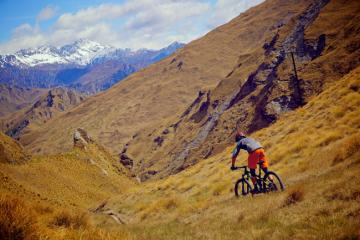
[0,84,48,117]
[0,39,184,67]
[0,87,86,141]
[0,40,185,93]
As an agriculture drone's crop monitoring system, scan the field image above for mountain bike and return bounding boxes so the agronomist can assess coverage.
[233,161,285,197]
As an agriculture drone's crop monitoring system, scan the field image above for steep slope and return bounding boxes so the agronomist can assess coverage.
[0,132,30,164]
[22,3,266,155]
[1,129,134,207]
[1,63,359,240]
[0,84,47,117]
[123,0,360,179]
[0,87,86,141]
[0,128,135,239]
[100,65,360,239]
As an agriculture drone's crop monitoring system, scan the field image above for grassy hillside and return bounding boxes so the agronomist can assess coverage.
[123,0,360,179]
[0,132,135,239]
[99,66,359,239]
[0,1,359,239]
[3,64,355,239]
[0,33,358,240]
[0,132,30,164]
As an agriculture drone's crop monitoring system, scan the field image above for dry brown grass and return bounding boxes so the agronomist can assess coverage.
[0,133,29,164]
[332,133,360,165]
[0,17,359,238]
[96,66,360,239]
[283,187,304,207]
[0,195,39,240]
[51,210,90,229]
[0,194,132,240]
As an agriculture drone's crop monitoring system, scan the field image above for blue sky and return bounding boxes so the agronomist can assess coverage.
[0,0,264,54]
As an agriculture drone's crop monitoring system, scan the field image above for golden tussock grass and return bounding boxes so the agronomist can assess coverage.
[51,210,90,229]
[332,133,360,165]
[0,195,39,240]
[282,186,305,207]
[98,67,360,239]
[1,35,360,240]
[0,194,132,240]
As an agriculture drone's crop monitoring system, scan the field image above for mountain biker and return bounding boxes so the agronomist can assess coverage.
[230,131,270,194]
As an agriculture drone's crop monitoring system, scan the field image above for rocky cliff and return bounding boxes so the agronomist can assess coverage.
[1,87,86,142]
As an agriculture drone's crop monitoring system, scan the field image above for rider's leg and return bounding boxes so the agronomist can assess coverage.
[248,151,259,192]
[250,168,259,191]
[258,149,273,181]
[261,166,273,181]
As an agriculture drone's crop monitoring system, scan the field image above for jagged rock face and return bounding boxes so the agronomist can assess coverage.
[123,0,360,179]
[73,128,93,149]
[1,87,86,140]
[0,84,47,117]
[119,153,134,169]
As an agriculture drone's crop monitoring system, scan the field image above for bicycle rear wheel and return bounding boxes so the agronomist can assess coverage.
[263,171,285,192]
[234,179,252,197]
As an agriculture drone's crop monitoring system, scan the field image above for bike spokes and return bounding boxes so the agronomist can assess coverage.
[266,181,278,192]
[242,181,251,195]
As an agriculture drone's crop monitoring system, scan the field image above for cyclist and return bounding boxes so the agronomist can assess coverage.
[230,131,270,194]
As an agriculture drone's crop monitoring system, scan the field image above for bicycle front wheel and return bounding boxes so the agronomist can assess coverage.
[234,179,252,197]
[263,171,285,192]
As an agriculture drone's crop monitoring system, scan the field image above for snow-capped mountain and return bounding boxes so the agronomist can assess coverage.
[2,39,115,67]
[1,39,184,68]
[0,40,185,93]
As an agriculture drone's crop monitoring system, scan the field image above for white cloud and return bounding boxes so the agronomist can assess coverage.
[12,24,36,38]
[124,1,210,31]
[210,0,265,27]
[0,0,264,54]
[37,5,58,22]
[55,4,124,29]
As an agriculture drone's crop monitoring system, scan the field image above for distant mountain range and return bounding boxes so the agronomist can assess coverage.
[0,39,184,93]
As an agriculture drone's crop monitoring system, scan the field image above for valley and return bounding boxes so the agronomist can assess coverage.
[0,0,359,239]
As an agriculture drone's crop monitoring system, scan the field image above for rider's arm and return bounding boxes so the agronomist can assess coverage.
[231,144,241,167]
[231,156,237,168]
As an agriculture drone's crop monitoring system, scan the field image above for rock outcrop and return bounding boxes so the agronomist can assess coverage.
[2,87,86,140]
[73,128,93,149]
[119,153,134,169]
[0,84,47,117]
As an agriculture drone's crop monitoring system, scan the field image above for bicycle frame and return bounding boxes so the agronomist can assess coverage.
[234,162,284,196]
[236,163,267,192]
[238,166,251,181]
